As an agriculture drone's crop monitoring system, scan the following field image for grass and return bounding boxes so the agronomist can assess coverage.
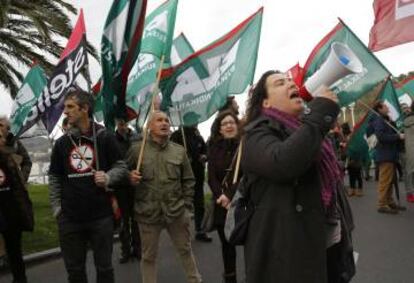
[22,184,59,255]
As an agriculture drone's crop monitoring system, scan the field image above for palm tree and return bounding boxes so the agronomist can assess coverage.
[0,0,98,97]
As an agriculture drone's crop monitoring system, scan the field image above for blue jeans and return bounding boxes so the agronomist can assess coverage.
[58,215,114,283]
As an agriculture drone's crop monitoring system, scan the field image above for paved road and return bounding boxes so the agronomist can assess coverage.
[1,179,414,283]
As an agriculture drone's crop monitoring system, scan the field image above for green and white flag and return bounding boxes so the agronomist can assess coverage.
[160,7,263,126]
[9,66,47,136]
[301,20,390,107]
[347,78,402,159]
[140,0,177,64]
[170,33,195,66]
[394,75,414,107]
[125,0,178,126]
[100,0,147,129]
[381,79,402,127]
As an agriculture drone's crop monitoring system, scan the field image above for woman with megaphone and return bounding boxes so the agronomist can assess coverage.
[240,70,355,283]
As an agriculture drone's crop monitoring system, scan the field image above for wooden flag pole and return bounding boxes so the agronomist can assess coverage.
[180,126,188,153]
[232,139,243,185]
[136,55,166,171]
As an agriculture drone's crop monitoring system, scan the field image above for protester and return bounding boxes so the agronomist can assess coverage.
[171,125,212,242]
[241,71,355,283]
[114,118,142,263]
[48,90,129,283]
[127,111,202,283]
[327,122,347,170]
[207,110,241,283]
[0,116,32,182]
[0,129,34,283]
[370,101,405,214]
[346,142,367,197]
[401,103,414,203]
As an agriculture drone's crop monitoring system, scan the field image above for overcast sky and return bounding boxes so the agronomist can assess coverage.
[1,0,414,138]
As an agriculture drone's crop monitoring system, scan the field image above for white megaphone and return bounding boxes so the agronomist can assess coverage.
[299,42,363,101]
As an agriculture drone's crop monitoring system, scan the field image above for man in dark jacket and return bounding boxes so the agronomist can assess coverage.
[0,116,32,182]
[48,90,129,283]
[114,118,142,263]
[170,125,212,242]
[371,101,405,214]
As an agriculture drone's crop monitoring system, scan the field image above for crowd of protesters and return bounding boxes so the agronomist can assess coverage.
[1,70,414,283]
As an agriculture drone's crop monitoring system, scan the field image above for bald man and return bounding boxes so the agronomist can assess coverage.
[126,111,202,283]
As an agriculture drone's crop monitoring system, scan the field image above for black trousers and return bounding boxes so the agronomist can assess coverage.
[217,225,236,275]
[58,216,114,283]
[348,167,363,189]
[1,228,26,282]
[118,187,141,257]
[193,167,205,232]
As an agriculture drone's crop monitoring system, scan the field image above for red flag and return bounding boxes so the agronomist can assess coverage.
[60,9,86,60]
[286,63,304,87]
[369,0,414,51]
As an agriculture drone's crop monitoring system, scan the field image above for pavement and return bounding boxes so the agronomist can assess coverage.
[1,178,414,283]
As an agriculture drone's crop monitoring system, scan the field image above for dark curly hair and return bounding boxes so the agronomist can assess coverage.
[244,70,281,125]
[208,110,240,146]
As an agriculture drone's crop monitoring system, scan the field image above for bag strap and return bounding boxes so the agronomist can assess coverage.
[220,143,240,193]
[242,173,267,209]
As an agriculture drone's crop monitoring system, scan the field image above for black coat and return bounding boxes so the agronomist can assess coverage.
[0,149,34,231]
[370,115,401,163]
[242,98,353,283]
[207,138,239,227]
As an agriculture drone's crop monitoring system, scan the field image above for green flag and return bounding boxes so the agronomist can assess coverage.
[9,66,47,136]
[302,20,390,107]
[395,75,414,108]
[170,33,195,66]
[100,0,147,129]
[347,78,402,159]
[160,7,263,126]
[381,79,403,128]
[140,0,178,64]
[125,0,178,126]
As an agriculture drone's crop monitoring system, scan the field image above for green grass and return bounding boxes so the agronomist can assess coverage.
[22,184,59,255]
[18,185,213,255]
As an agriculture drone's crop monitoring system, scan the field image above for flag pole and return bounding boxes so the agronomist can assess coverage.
[232,139,243,185]
[136,55,165,171]
[83,51,100,171]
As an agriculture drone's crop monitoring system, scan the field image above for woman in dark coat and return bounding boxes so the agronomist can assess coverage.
[207,110,241,283]
[241,71,355,283]
[0,130,34,283]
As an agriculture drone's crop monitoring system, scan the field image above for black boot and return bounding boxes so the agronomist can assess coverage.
[223,272,237,283]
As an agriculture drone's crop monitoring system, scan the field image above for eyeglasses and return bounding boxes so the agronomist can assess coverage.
[220,121,236,127]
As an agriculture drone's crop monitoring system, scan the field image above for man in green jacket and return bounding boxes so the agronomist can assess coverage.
[127,111,202,283]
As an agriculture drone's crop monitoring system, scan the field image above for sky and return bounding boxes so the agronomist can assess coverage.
[1,0,414,139]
